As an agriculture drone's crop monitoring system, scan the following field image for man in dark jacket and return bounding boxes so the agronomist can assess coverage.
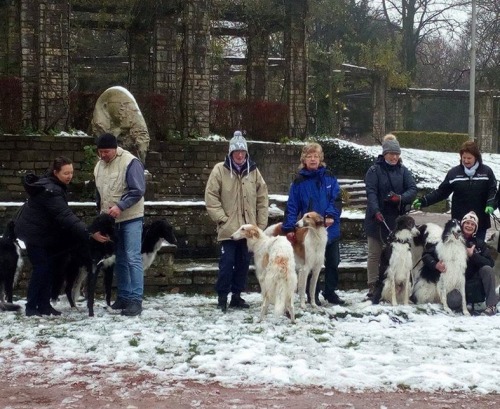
[15,157,89,317]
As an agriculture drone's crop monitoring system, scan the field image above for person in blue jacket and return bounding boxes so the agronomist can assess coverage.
[281,142,344,305]
[364,134,417,298]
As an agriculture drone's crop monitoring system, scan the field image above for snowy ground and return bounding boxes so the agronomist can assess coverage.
[1,291,500,398]
[2,139,500,400]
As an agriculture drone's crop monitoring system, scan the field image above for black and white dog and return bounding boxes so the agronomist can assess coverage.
[411,219,469,315]
[0,220,23,311]
[372,215,419,306]
[51,213,116,316]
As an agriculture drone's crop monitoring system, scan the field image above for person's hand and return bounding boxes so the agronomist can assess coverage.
[466,245,475,257]
[324,217,334,227]
[91,231,111,243]
[286,232,296,244]
[375,212,385,223]
[388,192,401,203]
[108,205,122,219]
[412,198,422,210]
[485,206,494,215]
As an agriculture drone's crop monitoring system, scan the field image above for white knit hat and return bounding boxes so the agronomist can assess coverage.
[228,131,248,154]
[461,211,479,233]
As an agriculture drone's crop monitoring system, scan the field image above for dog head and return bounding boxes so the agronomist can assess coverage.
[231,224,261,241]
[442,219,464,243]
[151,220,177,245]
[387,215,418,243]
[90,213,116,239]
[295,211,324,228]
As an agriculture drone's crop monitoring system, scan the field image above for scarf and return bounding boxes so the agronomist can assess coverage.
[463,161,479,177]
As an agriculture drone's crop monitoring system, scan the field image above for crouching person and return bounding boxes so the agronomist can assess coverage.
[459,211,498,316]
[205,131,269,312]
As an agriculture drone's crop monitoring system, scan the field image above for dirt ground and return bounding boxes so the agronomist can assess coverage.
[1,375,500,409]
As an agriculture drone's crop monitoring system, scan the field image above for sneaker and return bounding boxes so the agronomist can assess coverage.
[324,291,346,306]
[229,294,250,309]
[110,297,128,311]
[217,295,228,313]
[121,300,142,317]
[481,305,497,316]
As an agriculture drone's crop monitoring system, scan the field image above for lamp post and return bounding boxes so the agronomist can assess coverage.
[468,0,477,140]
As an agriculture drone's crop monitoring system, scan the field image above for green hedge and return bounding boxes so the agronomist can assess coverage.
[393,131,469,152]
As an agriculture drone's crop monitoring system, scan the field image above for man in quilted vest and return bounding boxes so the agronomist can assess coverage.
[93,133,146,316]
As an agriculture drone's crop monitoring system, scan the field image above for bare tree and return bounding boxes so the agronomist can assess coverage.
[372,0,470,81]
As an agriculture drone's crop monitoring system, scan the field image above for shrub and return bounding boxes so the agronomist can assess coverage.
[393,131,468,152]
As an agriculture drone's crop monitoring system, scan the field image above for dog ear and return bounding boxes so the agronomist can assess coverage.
[316,215,324,227]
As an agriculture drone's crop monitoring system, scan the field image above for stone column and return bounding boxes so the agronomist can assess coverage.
[372,73,387,142]
[246,27,269,100]
[153,13,179,135]
[284,0,308,139]
[180,0,210,137]
[476,92,494,153]
[20,0,70,131]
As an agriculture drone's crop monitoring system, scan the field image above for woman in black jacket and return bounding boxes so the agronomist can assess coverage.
[413,140,497,240]
[15,157,89,317]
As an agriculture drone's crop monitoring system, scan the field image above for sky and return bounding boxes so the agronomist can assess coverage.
[1,138,500,398]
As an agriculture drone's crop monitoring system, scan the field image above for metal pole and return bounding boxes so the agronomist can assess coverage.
[468,0,477,140]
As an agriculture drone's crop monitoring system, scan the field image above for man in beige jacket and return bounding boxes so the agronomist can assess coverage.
[205,131,269,312]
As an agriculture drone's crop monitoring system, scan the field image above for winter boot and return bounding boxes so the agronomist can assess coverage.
[217,294,228,313]
[229,293,250,309]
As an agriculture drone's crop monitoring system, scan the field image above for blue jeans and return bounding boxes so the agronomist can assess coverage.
[115,218,144,302]
[215,239,250,296]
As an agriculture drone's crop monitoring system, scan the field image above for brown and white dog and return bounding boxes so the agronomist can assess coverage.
[265,212,327,309]
[231,224,297,323]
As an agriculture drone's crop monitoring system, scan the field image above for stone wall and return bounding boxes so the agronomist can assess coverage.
[0,135,303,201]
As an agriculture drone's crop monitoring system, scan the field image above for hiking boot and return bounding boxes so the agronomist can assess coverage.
[324,291,346,306]
[110,297,128,311]
[229,294,250,309]
[121,300,142,317]
[217,294,228,313]
[38,305,62,316]
[481,305,497,316]
[26,307,42,317]
[366,283,377,299]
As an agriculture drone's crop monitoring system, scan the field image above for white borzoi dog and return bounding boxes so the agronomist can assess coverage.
[231,224,297,323]
[371,215,419,306]
[265,212,327,309]
[411,219,469,315]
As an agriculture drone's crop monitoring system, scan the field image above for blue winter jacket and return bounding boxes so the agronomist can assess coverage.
[282,166,342,241]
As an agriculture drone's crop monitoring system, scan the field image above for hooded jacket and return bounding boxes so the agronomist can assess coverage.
[364,155,417,239]
[205,155,269,241]
[15,173,88,247]
[281,166,342,242]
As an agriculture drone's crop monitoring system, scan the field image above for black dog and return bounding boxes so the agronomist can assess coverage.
[101,219,177,307]
[0,220,23,311]
[51,213,116,316]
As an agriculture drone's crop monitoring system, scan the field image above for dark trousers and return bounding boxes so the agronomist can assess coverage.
[26,244,56,310]
[323,238,340,297]
[215,239,250,296]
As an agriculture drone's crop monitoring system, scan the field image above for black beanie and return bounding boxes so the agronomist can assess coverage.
[96,133,118,149]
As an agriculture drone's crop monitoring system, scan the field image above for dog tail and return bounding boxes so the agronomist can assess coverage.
[273,255,294,317]
[0,302,22,312]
